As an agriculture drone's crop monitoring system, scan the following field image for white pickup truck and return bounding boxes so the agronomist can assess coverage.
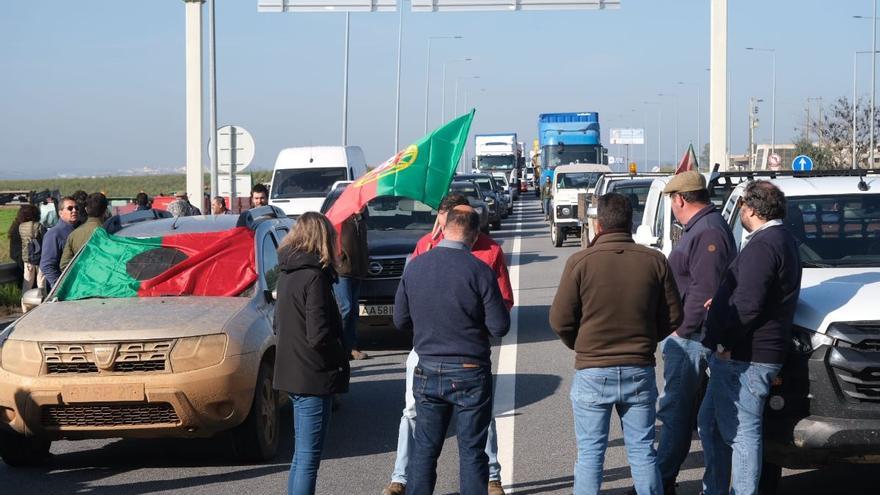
[549,163,611,247]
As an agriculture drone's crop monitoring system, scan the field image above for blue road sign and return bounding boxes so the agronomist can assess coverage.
[792,155,813,172]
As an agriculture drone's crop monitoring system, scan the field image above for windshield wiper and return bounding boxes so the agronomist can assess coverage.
[801,261,834,268]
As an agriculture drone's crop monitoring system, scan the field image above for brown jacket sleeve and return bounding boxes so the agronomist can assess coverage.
[549,255,582,350]
[657,259,683,341]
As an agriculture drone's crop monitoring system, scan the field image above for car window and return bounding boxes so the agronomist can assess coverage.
[261,232,280,293]
[365,196,437,231]
[654,197,666,249]
[787,194,880,267]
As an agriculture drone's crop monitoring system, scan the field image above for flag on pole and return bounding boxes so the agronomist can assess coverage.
[326,111,475,231]
[675,144,699,174]
[55,227,257,301]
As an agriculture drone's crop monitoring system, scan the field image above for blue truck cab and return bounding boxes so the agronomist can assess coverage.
[537,112,606,186]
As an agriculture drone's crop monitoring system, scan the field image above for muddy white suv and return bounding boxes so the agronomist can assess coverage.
[0,207,291,466]
[721,173,880,490]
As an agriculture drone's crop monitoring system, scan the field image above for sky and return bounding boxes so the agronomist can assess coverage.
[0,0,874,178]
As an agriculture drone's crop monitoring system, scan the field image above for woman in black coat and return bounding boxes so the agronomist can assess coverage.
[274,211,350,495]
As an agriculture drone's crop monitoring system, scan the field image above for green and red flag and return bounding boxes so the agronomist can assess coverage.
[675,143,699,174]
[326,110,475,230]
[55,227,257,301]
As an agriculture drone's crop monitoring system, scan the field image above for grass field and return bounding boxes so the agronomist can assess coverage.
[0,171,273,199]
[0,208,17,263]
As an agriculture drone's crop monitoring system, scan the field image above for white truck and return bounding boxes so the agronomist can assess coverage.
[549,163,611,247]
[475,133,518,180]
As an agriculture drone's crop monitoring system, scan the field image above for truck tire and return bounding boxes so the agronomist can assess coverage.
[231,360,280,462]
[758,460,782,494]
[0,429,51,467]
[551,223,564,247]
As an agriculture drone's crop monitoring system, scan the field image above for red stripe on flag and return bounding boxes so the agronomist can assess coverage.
[138,227,257,297]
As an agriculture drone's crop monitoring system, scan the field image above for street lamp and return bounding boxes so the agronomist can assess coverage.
[442,58,472,122]
[454,75,480,117]
[677,81,702,161]
[853,50,880,168]
[658,93,678,163]
[855,8,879,166]
[424,35,462,134]
[746,47,776,154]
[748,97,765,169]
[643,101,661,169]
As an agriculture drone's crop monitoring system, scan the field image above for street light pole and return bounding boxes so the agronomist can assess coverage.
[424,35,462,135]
[342,12,350,146]
[393,3,404,153]
[855,9,879,166]
[746,47,777,154]
[207,0,218,202]
[454,75,479,118]
[643,100,661,168]
[441,58,471,123]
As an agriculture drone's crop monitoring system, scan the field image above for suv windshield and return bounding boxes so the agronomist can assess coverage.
[556,172,601,189]
[542,144,602,169]
[271,168,347,199]
[450,184,481,202]
[786,194,880,267]
[492,175,509,188]
[364,196,437,231]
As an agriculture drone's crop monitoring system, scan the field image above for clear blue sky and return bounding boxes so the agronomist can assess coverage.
[0,0,871,178]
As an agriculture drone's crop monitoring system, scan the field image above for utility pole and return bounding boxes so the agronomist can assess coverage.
[342,13,350,145]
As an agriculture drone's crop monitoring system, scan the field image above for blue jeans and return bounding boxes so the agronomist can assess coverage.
[571,366,661,495]
[332,276,361,352]
[698,356,782,495]
[656,334,709,483]
[391,350,501,484]
[408,359,494,495]
[543,198,551,216]
[288,394,333,495]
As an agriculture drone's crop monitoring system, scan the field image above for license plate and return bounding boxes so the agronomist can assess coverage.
[62,384,145,403]
[359,304,394,317]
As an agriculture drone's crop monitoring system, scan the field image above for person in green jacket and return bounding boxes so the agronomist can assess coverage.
[541,177,553,221]
[60,193,108,270]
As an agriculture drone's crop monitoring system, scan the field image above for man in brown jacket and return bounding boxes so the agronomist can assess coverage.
[334,210,370,360]
[550,192,682,495]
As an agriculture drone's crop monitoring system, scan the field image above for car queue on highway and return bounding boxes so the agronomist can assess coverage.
[4,143,880,495]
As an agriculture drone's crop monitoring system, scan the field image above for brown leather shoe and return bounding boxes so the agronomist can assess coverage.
[381,482,406,495]
[351,349,369,360]
[488,480,506,495]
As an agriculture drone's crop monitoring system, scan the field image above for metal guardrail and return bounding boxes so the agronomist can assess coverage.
[0,262,17,285]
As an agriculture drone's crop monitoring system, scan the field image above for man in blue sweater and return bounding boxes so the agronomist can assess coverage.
[699,180,802,495]
[39,196,79,291]
[394,208,510,495]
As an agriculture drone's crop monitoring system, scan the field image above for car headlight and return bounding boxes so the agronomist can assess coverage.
[170,334,228,373]
[562,207,572,216]
[791,325,833,355]
[0,339,42,376]
[485,197,495,204]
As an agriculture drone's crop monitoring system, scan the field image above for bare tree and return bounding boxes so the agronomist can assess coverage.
[802,96,880,169]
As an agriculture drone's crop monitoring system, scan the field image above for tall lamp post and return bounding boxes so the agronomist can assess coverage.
[854,50,880,168]
[678,81,702,161]
[856,7,879,166]
[441,58,472,122]
[658,93,678,163]
[424,35,462,134]
[454,75,480,117]
[746,47,776,154]
[643,101,661,169]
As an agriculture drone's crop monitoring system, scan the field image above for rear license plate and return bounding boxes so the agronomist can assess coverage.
[62,384,145,403]
[359,304,394,317]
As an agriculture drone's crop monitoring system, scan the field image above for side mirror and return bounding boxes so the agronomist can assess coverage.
[21,288,45,311]
[264,289,277,304]
[634,224,659,247]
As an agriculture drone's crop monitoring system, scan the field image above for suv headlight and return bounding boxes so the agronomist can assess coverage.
[791,325,833,355]
[484,197,495,204]
[170,334,228,373]
[0,339,42,376]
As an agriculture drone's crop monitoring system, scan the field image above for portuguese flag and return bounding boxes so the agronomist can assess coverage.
[326,111,474,230]
[55,227,257,301]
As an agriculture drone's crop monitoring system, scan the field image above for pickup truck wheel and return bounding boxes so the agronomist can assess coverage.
[758,460,781,494]
[0,429,51,467]
[232,361,280,462]
[551,223,564,247]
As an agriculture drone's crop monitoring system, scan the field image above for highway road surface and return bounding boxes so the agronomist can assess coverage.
[3,198,880,494]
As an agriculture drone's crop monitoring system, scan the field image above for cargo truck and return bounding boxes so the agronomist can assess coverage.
[537,112,606,187]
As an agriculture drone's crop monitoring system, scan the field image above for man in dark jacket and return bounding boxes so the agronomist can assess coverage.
[655,171,736,494]
[39,196,79,291]
[550,193,682,495]
[334,210,370,360]
[698,180,801,495]
[394,208,510,495]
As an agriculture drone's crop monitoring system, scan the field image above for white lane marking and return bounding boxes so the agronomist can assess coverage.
[495,200,522,493]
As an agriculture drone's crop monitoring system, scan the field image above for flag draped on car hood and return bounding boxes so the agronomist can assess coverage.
[675,144,699,174]
[55,227,257,301]
[326,111,474,231]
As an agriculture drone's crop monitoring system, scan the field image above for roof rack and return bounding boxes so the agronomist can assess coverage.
[709,168,880,180]
[236,205,288,228]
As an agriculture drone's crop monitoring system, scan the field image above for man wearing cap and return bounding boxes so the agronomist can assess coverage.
[168,191,202,217]
[654,170,735,495]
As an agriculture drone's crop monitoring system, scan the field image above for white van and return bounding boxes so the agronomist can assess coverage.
[269,146,368,217]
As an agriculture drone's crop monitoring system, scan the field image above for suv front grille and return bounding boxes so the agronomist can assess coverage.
[828,324,880,403]
[367,257,406,279]
[42,341,174,375]
[41,403,180,427]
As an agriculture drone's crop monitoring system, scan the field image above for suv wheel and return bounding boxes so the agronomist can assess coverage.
[551,223,564,247]
[232,360,280,462]
[0,429,51,467]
